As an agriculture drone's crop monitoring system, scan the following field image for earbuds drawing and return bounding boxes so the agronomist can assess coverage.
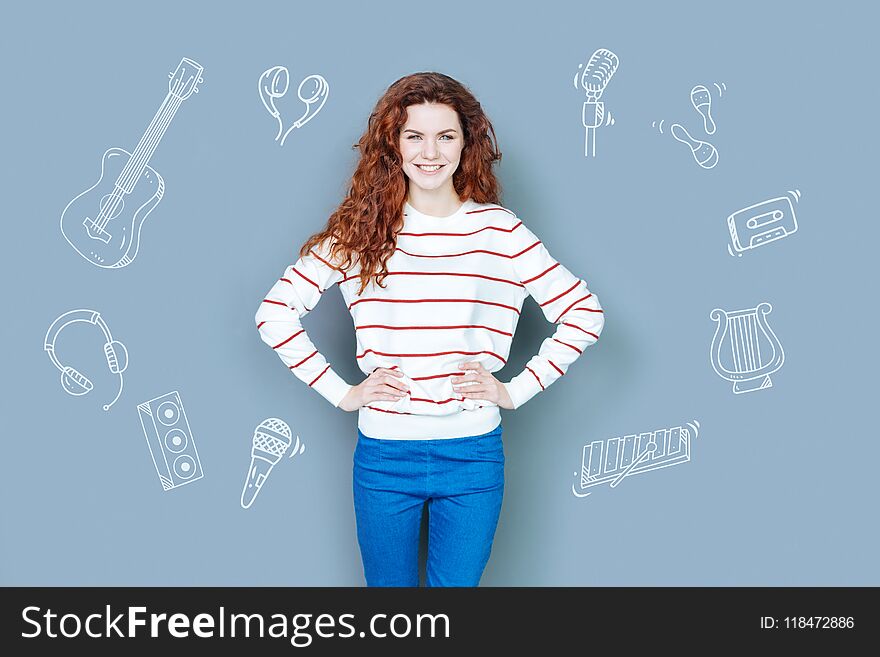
[44,309,129,411]
[259,66,290,141]
[259,65,329,146]
[690,84,715,135]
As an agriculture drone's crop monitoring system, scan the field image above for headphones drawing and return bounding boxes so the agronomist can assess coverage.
[44,309,128,411]
[258,65,329,146]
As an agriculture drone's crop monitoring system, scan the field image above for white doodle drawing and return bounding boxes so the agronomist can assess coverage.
[709,302,784,394]
[572,420,699,498]
[241,418,304,509]
[259,65,329,146]
[690,84,716,135]
[44,309,128,411]
[573,48,619,157]
[137,391,204,491]
[654,81,725,167]
[653,81,725,135]
[727,190,800,256]
[60,57,203,269]
[670,123,719,169]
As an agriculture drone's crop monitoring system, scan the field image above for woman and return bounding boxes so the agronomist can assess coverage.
[255,72,605,586]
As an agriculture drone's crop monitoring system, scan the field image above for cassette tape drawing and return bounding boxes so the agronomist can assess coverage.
[137,390,204,491]
[727,190,800,256]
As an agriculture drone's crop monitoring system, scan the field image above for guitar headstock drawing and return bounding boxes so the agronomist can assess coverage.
[60,57,204,269]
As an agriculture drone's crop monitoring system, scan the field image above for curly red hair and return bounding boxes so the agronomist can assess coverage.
[299,72,503,294]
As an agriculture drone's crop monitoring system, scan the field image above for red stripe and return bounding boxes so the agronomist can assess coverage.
[289,350,318,369]
[340,270,523,288]
[395,240,539,259]
[364,405,412,415]
[398,221,523,237]
[273,329,304,349]
[368,364,400,374]
[563,322,600,340]
[554,294,593,323]
[539,281,580,307]
[348,298,520,314]
[521,262,560,284]
[548,360,564,376]
[512,240,541,258]
[279,277,292,284]
[356,324,513,337]
[409,397,462,405]
[410,371,462,381]
[291,266,321,291]
[572,306,604,313]
[309,249,346,272]
[553,338,582,354]
[256,321,266,329]
[356,349,507,364]
[262,298,311,312]
[465,206,516,216]
[526,366,545,390]
[309,364,330,386]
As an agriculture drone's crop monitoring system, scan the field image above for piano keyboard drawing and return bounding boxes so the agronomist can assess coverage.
[572,420,699,498]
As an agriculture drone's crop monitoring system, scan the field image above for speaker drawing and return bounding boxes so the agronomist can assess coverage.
[137,390,204,491]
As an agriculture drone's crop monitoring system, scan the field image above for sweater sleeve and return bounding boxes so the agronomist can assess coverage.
[502,220,605,409]
[255,240,353,407]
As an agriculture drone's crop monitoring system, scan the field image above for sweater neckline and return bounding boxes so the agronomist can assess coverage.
[404,198,473,221]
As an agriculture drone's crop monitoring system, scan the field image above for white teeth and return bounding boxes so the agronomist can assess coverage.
[417,165,442,171]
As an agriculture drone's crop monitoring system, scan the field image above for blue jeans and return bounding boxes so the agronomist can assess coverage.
[352,423,505,587]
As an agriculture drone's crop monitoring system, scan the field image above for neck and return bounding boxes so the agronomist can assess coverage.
[116,92,182,193]
[406,185,463,218]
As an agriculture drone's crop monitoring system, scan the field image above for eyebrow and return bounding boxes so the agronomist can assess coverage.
[402,128,458,135]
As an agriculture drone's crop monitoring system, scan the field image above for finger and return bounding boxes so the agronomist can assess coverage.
[450,372,481,384]
[370,394,403,402]
[375,383,408,397]
[380,374,410,392]
[458,390,491,400]
[367,388,406,401]
[459,361,487,372]
[373,367,404,377]
[454,383,489,394]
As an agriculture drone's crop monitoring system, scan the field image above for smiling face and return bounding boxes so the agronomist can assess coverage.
[399,102,464,196]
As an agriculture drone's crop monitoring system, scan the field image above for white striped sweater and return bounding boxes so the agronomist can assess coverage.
[255,198,605,439]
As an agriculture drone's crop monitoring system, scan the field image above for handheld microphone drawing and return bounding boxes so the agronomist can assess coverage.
[574,48,619,157]
[241,418,301,509]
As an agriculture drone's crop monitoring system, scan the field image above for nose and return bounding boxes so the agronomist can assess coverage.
[421,140,439,159]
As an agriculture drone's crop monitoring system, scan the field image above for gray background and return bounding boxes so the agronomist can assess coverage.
[1,0,876,585]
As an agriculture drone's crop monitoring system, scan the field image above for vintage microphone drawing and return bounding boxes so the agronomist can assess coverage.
[241,418,302,509]
[574,48,619,157]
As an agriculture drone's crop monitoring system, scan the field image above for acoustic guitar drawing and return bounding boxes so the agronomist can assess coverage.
[60,57,203,269]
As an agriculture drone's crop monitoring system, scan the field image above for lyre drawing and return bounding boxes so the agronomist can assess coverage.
[572,420,699,498]
[709,302,784,394]
[60,57,204,269]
